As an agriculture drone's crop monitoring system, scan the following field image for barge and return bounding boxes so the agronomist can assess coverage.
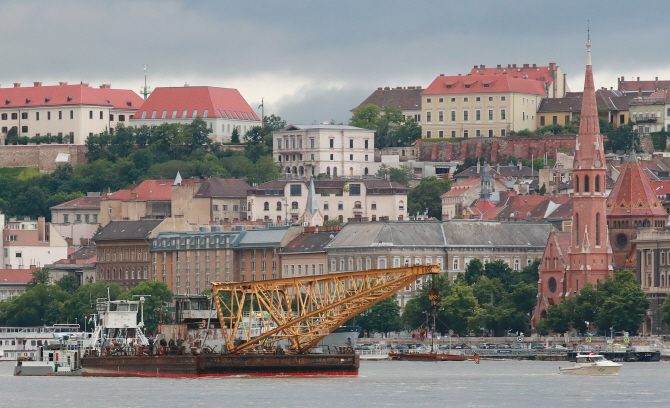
[82,353,359,377]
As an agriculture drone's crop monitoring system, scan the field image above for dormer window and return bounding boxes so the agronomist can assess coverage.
[5,99,10,104]
[25,98,31,103]
[45,97,51,102]
[67,96,73,101]
[126,101,132,107]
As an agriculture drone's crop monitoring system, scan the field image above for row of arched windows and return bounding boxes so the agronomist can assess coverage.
[574,212,601,247]
[574,174,601,194]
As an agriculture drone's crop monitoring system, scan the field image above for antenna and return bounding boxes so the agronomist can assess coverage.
[140,65,151,100]
[587,20,590,41]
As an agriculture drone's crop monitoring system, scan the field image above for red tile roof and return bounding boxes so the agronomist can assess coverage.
[441,177,480,197]
[0,83,142,110]
[470,65,557,85]
[618,79,670,93]
[51,195,102,210]
[107,180,173,202]
[650,181,670,198]
[607,160,667,217]
[133,87,260,121]
[0,268,35,284]
[422,74,546,96]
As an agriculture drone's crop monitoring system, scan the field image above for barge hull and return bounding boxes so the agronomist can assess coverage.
[82,354,359,377]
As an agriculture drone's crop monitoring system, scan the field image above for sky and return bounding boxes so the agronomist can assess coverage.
[2,0,670,125]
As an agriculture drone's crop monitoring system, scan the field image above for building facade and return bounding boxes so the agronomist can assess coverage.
[273,124,375,178]
[280,230,335,279]
[99,179,173,226]
[420,74,546,139]
[247,178,408,224]
[50,193,102,246]
[470,63,569,98]
[129,87,260,143]
[0,82,143,144]
[629,93,666,134]
[2,216,68,270]
[632,228,670,335]
[354,86,424,121]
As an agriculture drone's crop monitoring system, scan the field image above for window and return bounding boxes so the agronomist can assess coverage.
[324,201,329,210]
[452,130,456,137]
[488,110,493,120]
[575,214,579,247]
[552,115,557,125]
[575,176,579,193]
[426,131,432,138]
[350,154,353,161]
[329,139,334,148]
[119,114,125,121]
[488,129,493,137]
[291,201,299,210]
[501,109,506,120]
[263,202,269,211]
[476,110,481,121]
[100,111,103,119]
[89,111,93,119]
[70,110,73,119]
[500,129,506,137]
[463,130,469,138]
[63,215,68,223]
[463,111,469,121]
[0,113,5,120]
[565,115,570,125]
[451,111,456,121]
[476,129,481,137]
[21,112,28,120]
[290,184,302,196]
[464,97,468,102]
[488,96,493,101]
[595,175,600,193]
[338,202,343,210]
[21,126,28,133]
[540,116,545,126]
[11,113,17,120]
[439,130,443,138]
[501,96,506,101]
[192,110,198,118]
[453,257,459,270]
[349,139,354,148]
[36,112,39,120]
[438,111,444,122]
[426,112,431,122]
[514,259,520,271]
[365,154,368,161]
[438,98,443,102]
[596,213,601,246]
[371,202,377,210]
[330,154,334,160]
[276,201,282,211]
[426,98,432,103]
[584,175,590,193]
[365,140,369,149]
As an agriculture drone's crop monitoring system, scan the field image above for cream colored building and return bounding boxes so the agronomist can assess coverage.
[632,228,670,334]
[630,93,667,134]
[420,74,546,139]
[470,63,569,99]
[1,216,68,270]
[273,124,375,177]
[247,179,408,224]
[0,83,143,144]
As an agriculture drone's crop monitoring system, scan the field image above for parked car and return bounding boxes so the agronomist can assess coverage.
[511,344,523,349]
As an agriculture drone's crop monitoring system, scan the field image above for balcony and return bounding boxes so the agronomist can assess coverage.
[289,207,301,214]
[635,117,657,123]
[353,206,363,214]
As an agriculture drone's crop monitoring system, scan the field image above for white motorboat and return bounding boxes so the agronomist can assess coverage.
[559,353,622,375]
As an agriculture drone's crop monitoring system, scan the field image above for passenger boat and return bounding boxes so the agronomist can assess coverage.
[0,324,85,361]
[559,353,622,375]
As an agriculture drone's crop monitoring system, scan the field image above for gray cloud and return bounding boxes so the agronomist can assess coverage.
[2,0,670,124]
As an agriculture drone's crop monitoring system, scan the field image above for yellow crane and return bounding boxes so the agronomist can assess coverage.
[211,264,439,354]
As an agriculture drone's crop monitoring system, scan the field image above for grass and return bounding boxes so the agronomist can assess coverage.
[0,167,41,179]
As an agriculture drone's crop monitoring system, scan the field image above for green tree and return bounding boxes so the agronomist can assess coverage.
[56,275,80,294]
[546,297,576,334]
[0,284,70,326]
[323,219,342,226]
[538,183,546,195]
[388,165,413,187]
[596,270,649,333]
[356,295,402,336]
[264,114,287,132]
[349,104,381,130]
[661,294,670,327]
[440,283,479,334]
[231,128,240,143]
[464,258,484,285]
[27,268,51,289]
[534,319,550,336]
[397,117,422,146]
[401,274,451,334]
[407,177,451,219]
[61,281,125,330]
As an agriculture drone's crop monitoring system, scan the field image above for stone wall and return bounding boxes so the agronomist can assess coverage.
[417,135,577,163]
[0,144,87,173]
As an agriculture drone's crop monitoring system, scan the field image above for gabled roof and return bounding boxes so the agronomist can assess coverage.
[618,78,670,93]
[470,64,558,85]
[496,195,553,220]
[107,180,173,202]
[50,195,102,210]
[607,160,667,217]
[0,83,142,110]
[195,178,250,198]
[281,232,335,254]
[422,74,546,96]
[355,86,423,111]
[442,220,551,248]
[93,220,164,242]
[132,86,259,121]
[441,177,480,197]
[326,222,446,249]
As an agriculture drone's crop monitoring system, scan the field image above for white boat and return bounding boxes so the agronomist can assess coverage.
[559,353,622,375]
[0,324,87,362]
[14,337,84,376]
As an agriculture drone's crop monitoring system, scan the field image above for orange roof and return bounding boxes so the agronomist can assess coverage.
[497,195,552,219]
[607,160,667,217]
[651,181,670,197]
[422,74,546,96]
[133,87,260,121]
[0,268,35,284]
[106,179,173,202]
[470,65,557,85]
[0,83,142,110]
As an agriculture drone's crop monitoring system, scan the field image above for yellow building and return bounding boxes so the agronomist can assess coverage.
[420,74,546,139]
[537,89,637,129]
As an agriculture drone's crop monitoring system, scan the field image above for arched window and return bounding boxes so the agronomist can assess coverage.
[399,200,405,210]
[291,201,299,210]
[131,269,135,279]
[125,269,129,279]
[575,214,579,247]
[286,166,291,174]
[144,267,147,279]
[596,213,600,246]
[299,166,304,176]
[575,176,579,193]
[584,175,590,192]
[333,167,338,177]
[364,167,369,175]
[323,201,329,210]
[292,166,297,174]
[276,201,282,211]
[264,202,269,211]
[338,215,344,222]
[595,175,600,193]
[326,166,331,175]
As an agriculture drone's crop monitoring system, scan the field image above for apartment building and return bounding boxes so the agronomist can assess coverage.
[470,63,569,98]
[129,87,260,143]
[99,179,173,226]
[50,193,102,245]
[0,82,143,144]
[280,230,335,278]
[421,74,546,138]
[273,124,375,177]
[629,92,668,134]
[247,178,408,224]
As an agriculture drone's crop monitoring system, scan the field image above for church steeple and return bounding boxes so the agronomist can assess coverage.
[480,160,492,202]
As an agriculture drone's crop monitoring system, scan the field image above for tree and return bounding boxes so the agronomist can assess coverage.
[56,275,80,294]
[440,283,479,335]
[27,268,51,289]
[61,281,125,330]
[0,284,70,326]
[388,165,413,187]
[231,128,240,143]
[464,258,484,285]
[595,270,649,334]
[264,114,287,132]
[323,219,342,226]
[534,319,550,336]
[349,104,381,130]
[538,183,546,195]
[661,294,670,327]
[407,177,451,219]
[356,295,402,336]
[401,274,451,334]
[546,297,576,334]
[397,118,422,146]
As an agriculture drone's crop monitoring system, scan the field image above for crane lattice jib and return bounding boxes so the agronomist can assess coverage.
[210,265,439,354]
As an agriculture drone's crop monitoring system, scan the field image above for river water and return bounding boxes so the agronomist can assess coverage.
[1,360,669,407]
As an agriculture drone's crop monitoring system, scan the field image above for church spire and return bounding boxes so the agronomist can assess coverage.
[575,33,603,168]
[480,160,492,202]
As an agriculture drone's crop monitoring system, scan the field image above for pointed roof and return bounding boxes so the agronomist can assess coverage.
[606,159,667,217]
[305,179,318,215]
[574,39,605,169]
[174,171,182,186]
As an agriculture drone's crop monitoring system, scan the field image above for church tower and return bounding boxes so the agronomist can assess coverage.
[566,37,613,294]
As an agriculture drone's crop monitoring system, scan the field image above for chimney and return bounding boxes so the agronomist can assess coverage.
[523,63,529,69]
[507,64,511,68]
[33,82,42,87]
[518,161,522,170]
[384,86,390,90]
[512,64,517,68]
[13,83,20,88]
[474,65,478,69]
[532,63,537,68]
[497,64,501,69]
[639,86,642,97]
[655,77,659,90]
[480,64,485,69]
[377,87,382,90]
[440,74,444,76]
[59,82,68,86]
[99,84,111,89]
[637,77,640,82]
[37,217,45,242]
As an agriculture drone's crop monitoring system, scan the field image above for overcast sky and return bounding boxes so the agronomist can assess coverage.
[2,0,670,124]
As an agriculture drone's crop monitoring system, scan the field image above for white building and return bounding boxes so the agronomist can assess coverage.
[0,82,143,144]
[130,86,260,143]
[273,125,375,178]
[247,178,408,224]
[1,216,68,270]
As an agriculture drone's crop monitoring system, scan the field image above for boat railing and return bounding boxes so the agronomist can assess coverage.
[356,349,389,357]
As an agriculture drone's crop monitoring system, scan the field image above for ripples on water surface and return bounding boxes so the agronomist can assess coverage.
[1,360,669,407]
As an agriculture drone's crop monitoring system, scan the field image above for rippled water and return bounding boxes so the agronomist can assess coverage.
[1,360,669,407]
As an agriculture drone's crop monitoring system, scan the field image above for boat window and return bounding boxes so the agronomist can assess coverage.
[130,304,138,312]
[576,357,586,363]
[117,304,129,311]
[109,303,117,311]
